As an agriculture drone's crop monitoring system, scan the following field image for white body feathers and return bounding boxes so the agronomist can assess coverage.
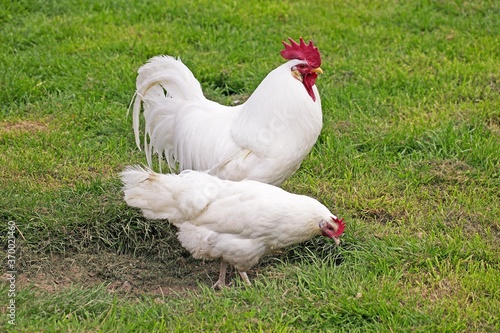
[121,167,339,272]
[132,56,322,185]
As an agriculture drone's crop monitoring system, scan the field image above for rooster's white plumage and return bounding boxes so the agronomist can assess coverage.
[121,167,345,287]
[132,38,323,185]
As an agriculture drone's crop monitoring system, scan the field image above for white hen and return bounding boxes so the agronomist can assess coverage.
[121,167,345,287]
[131,38,323,185]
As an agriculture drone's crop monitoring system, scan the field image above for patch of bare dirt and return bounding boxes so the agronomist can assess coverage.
[10,250,228,296]
[7,244,305,297]
[0,120,48,134]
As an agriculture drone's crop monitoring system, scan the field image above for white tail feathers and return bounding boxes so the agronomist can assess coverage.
[136,56,205,101]
[121,165,153,186]
[121,167,223,222]
[131,56,207,170]
[121,166,179,220]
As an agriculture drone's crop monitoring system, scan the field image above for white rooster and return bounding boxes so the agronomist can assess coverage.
[132,38,323,185]
[121,167,345,287]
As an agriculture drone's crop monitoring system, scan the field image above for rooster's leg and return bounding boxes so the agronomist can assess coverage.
[238,271,251,286]
[212,260,228,289]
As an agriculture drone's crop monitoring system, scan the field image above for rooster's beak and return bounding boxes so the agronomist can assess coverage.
[311,67,323,74]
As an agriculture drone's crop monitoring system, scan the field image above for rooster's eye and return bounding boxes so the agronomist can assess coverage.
[292,64,308,73]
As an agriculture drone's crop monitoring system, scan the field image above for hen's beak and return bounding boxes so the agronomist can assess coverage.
[311,67,323,74]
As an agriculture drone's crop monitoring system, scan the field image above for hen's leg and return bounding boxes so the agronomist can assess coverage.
[238,271,251,286]
[212,260,227,289]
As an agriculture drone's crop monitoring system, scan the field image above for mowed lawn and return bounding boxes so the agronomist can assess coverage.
[1,0,499,331]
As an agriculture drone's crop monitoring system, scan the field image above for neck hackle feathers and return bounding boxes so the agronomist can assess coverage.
[280,37,321,68]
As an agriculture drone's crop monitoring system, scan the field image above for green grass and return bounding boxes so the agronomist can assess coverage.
[1,0,499,331]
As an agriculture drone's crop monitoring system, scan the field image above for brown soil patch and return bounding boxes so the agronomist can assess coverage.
[0,120,48,134]
[6,233,316,297]
[11,250,223,296]
[9,246,273,297]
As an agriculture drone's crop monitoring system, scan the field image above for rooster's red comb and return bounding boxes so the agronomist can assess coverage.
[280,37,321,68]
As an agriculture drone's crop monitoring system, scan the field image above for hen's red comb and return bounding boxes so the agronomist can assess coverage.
[330,216,346,237]
[280,37,321,68]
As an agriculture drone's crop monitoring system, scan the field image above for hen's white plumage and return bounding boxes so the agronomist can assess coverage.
[121,166,345,287]
[132,38,323,185]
